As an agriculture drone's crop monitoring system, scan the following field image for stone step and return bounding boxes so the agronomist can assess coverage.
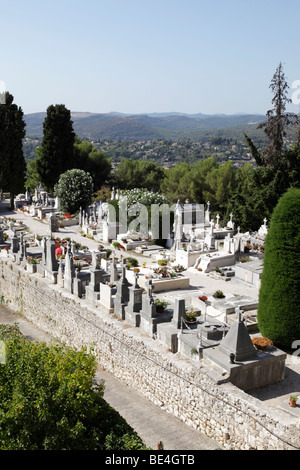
[200,356,230,385]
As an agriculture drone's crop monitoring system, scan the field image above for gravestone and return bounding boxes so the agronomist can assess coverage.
[172,297,186,329]
[157,297,185,353]
[217,307,257,362]
[124,272,143,326]
[99,283,114,313]
[73,269,83,298]
[57,257,64,288]
[85,250,109,305]
[49,213,58,233]
[139,280,172,335]
[10,229,19,255]
[204,220,215,250]
[15,233,25,265]
[109,255,119,283]
[114,259,131,319]
[64,245,75,293]
[44,237,59,283]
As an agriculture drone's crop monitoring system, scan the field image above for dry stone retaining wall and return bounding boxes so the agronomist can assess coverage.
[0,257,299,450]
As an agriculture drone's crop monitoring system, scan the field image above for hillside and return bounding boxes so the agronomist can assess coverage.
[24,111,266,141]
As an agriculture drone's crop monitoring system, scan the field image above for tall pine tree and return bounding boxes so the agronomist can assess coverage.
[36,104,75,191]
[0,92,26,209]
[246,62,299,169]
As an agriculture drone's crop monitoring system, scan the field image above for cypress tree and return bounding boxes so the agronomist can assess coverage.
[0,92,26,210]
[36,104,75,191]
[257,187,300,348]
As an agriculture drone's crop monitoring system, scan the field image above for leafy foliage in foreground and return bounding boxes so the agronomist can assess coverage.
[0,325,148,450]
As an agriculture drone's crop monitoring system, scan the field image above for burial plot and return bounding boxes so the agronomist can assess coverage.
[203,307,286,391]
[114,259,131,319]
[139,280,172,335]
[124,272,143,326]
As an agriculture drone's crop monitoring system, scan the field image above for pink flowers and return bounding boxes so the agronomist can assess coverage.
[55,247,63,257]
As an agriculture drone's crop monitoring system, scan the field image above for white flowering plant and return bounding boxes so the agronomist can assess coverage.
[55,169,94,214]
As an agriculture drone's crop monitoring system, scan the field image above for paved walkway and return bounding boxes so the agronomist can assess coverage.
[0,303,219,450]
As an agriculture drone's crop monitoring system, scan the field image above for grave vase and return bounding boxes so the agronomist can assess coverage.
[27,262,37,273]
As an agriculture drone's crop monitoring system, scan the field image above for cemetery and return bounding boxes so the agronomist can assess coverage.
[0,187,299,451]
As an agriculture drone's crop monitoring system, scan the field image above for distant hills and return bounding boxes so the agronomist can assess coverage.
[24,111,266,141]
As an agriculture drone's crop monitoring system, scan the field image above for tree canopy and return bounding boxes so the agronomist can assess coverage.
[114,159,165,192]
[73,138,112,191]
[55,169,94,214]
[0,324,148,450]
[36,104,75,191]
[0,92,26,208]
[257,188,300,348]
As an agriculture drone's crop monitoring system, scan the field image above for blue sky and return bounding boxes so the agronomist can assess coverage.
[1,0,299,116]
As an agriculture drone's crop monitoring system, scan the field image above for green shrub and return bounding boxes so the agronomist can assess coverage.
[257,188,300,348]
[0,325,148,450]
[54,169,93,214]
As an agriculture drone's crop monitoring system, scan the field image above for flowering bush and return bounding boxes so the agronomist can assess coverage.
[54,169,93,214]
[120,188,168,207]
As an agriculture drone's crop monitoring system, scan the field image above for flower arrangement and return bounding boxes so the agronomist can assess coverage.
[213,290,225,299]
[185,307,197,322]
[244,243,252,252]
[55,247,63,257]
[157,258,168,266]
[199,295,208,302]
[27,256,37,265]
[251,336,273,351]
[155,299,168,312]
[133,267,140,273]
[153,267,169,277]
[172,264,186,273]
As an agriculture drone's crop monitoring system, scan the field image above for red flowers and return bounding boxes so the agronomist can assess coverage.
[199,295,207,302]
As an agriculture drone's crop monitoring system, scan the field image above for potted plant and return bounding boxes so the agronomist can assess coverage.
[157,258,168,266]
[289,395,298,407]
[244,242,252,253]
[185,307,197,323]
[251,336,273,351]
[26,256,38,273]
[155,299,168,313]
[213,290,225,299]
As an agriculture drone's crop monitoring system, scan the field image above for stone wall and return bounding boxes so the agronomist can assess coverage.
[0,257,299,450]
